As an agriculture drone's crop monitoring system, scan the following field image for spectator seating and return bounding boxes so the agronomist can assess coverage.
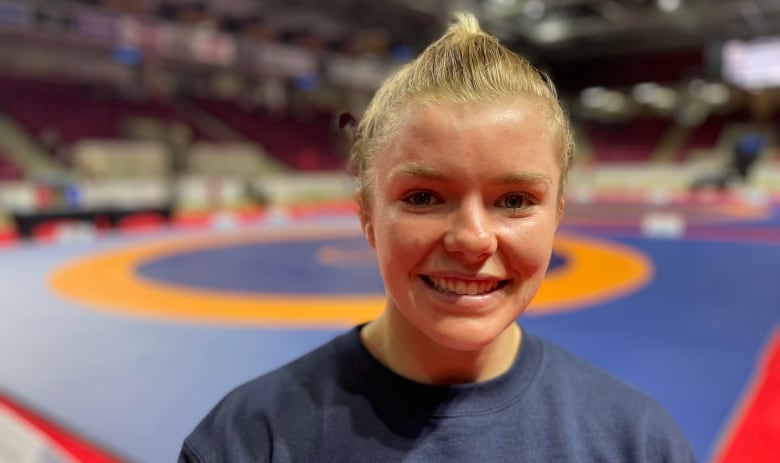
[673,113,745,161]
[581,117,669,163]
[0,150,23,180]
[0,75,212,146]
[193,97,346,171]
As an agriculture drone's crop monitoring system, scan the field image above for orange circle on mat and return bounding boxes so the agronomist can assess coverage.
[49,223,653,326]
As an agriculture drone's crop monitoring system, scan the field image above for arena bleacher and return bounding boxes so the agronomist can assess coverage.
[0,1,777,244]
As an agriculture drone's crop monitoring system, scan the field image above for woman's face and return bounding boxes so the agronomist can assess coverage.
[360,99,563,352]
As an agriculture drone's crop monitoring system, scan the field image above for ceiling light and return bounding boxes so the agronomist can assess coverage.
[532,19,569,43]
[580,87,608,108]
[490,0,517,7]
[656,0,681,12]
[700,83,730,105]
[523,0,546,21]
[631,82,661,104]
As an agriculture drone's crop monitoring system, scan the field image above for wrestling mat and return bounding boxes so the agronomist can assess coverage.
[0,193,778,463]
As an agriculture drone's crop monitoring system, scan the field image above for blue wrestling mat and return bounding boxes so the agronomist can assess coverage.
[0,197,778,462]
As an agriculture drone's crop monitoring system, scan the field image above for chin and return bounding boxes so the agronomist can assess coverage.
[427,317,513,352]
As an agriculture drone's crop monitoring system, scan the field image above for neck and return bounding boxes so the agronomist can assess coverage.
[360,311,521,386]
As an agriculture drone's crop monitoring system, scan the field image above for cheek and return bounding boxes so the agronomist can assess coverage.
[374,215,437,266]
[503,222,557,270]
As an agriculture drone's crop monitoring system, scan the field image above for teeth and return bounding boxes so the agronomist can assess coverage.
[456,280,467,295]
[428,276,499,295]
[467,281,478,295]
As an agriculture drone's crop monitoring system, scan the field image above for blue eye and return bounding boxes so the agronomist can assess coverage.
[404,191,438,206]
[497,194,531,210]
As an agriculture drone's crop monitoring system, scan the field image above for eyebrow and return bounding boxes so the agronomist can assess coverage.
[388,162,553,187]
[497,171,553,186]
[388,162,444,181]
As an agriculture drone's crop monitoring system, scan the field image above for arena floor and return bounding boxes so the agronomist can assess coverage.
[0,192,778,463]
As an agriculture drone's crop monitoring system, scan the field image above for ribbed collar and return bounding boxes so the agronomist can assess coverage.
[333,324,543,418]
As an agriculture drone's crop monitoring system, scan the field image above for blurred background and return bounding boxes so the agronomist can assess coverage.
[0,1,779,462]
[0,0,778,229]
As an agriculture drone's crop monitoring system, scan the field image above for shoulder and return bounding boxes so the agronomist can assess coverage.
[531,333,661,410]
[219,333,342,414]
[180,329,356,461]
[527,333,696,461]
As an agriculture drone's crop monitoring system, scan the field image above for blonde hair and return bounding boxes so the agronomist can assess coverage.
[349,12,574,200]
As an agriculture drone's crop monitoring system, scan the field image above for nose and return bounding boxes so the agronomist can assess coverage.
[443,199,498,261]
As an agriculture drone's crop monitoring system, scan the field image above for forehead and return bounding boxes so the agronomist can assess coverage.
[373,98,561,183]
[393,97,553,140]
[388,98,555,151]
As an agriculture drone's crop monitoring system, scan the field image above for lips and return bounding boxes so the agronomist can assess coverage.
[422,275,508,296]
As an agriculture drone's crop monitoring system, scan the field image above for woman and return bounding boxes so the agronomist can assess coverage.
[180,13,694,462]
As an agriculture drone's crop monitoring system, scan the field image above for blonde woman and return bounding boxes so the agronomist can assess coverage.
[180,13,694,462]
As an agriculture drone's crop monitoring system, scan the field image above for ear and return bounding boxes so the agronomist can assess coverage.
[355,191,376,249]
[555,196,565,227]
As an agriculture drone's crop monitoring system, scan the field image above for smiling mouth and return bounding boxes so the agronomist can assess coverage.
[421,275,509,296]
